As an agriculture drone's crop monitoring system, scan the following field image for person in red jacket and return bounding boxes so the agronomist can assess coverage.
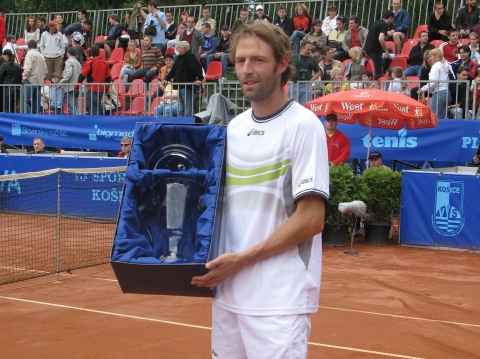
[0,13,6,54]
[325,113,350,165]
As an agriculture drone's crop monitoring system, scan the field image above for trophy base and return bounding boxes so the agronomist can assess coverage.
[159,253,186,263]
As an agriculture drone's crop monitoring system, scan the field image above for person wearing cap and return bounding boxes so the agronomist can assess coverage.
[64,20,93,53]
[205,24,231,78]
[49,72,64,114]
[254,5,273,23]
[3,35,20,64]
[232,8,252,34]
[71,32,87,65]
[367,151,391,169]
[273,4,294,36]
[324,113,351,166]
[59,47,82,115]
[23,39,47,114]
[40,21,64,80]
[0,48,22,112]
[195,7,217,33]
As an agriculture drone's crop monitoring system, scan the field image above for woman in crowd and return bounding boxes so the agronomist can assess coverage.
[300,20,327,61]
[154,83,178,117]
[289,4,313,53]
[469,32,480,60]
[344,46,366,87]
[360,70,377,89]
[389,66,409,95]
[324,67,349,95]
[120,40,142,82]
[321,5,338,37]
[24,16,40,44]
[411,50,433,100]
[420,48,451,119]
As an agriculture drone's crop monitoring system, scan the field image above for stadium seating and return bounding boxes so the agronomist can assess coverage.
[110,63,123,81]
[106,48,124,66]
[205,61,223,81]
[389,57,408,70]
[413,25,428,39]
[165,47,175,56]
[397,38,420,60]
[430,40,444,48]
[112,79,127,97]
[406,76,420,91]
[99,48,107,60]
[15,38,25,46]
[459,38,470,45]
[16,51,24,65]
[94,35,105,44]
[149,97,163,116]
[124,96,145,116]
[385,41,396,53]
[126,79,145,98]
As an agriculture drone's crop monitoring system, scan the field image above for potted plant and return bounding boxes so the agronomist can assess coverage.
[323,164,362,246]
[360,167,402,246]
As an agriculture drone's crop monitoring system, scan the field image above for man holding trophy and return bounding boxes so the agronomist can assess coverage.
[192,21,329,358]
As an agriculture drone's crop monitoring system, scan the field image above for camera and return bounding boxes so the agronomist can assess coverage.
[300,68,308,80]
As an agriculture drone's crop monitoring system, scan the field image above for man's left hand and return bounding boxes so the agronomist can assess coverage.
[191,253,245,289]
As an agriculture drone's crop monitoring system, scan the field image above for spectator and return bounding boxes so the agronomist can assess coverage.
[199,23,217,70]
[154,83,178,116]
[77,45,111,116]
[77,9,87,23]
[472,144,480,164]
[125,35,164,86]
[318,46,343,82]
[48,72,63,114]
[403,30,434,77]
[420,48,451,119]
[71,33,87,65]
[53,14,68,34]
[151,52,174,100]
[254,5,272,23]
[139,1,167,51]
[324,113,350,166]
[0,134,6,153]
[40,21,64,80]
[59,47,82,115]
[165,11,178,43]
[455,0,480,39]
[428,1,452,43]
[232,8,252,33]
[328,16,347,54]
[448,65,469,119]
[28,137,66,154]
[410,50,433,100]
[367,151,390,169]
[334,16,368,62]
[0,13,5,54]
[95,14,124,59]
[195,7,217,33]
[386,0,410,54]
[360,70,377,89]
[382,68,394,90]
[64,20,93,51]
[365,11,394,80]
[117,136,132,158]
[290,41,321,105]
[24,16,40,47]
[166,21,186,50]
[23,39,47,114]
[439,29,461,63]
[36,17,49,39]
[290,4,313,53]
[451,45,477,80]
[324,67,349,95]
[0,49,22,112]
[178,11,189,28]
[178,16,204,62]
[273,4,294,36]
[300,20,327,60]
[3,35,20,64]
[120,40,142,82]
[469,32,480,60]
[205,24,230,78]
[388,66,409,95]
[163,41,204,117]
[345,46,367,82]
[322,5,338,37]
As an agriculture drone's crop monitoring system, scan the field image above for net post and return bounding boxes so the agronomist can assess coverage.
[55,170,62,284]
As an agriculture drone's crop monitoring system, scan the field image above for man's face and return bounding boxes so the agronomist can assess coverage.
[457,70,469,80]
[386,72,393,80]
[434,3,444,15]
[84,24,92,32]
[420,32,428,44]
[278,9,286,19]
[300,43,314,56]
[108,17,115,25]
[240,10,248,21]
[201,24,210,35]
[459,49,470,61]
[147,4,154,13]
[324,118,338,131]
[33,139,44,152]
[120,141,131,155]
[336,20,345,31]
[166,12,173,22]
[202,9,210,19]
[392,0,401,11]
[186,17,195,29]
[178,24,186,33]
[448,31,458,43]
[165,57,173,67]
[325,49,334,61]
[468,0,476,8]
[55,15,63,24]
[144,36,152,47]
[78,12,85,21]
[256,9,264,17]
[51,76,60,83]
[221,28,229,37]
[369,156,383,167]
[37,19,43,28]
[349,20,358,30]
[9,37,16,43]
[235,37,283,102]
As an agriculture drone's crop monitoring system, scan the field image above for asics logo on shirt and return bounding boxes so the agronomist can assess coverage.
[247,128,265,136]
[298,177,313,187]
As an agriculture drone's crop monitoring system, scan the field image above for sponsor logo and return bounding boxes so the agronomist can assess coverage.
[212,349,218,358]
[11,124,68,137]
[90,124,134,140]
[12,124,21,136]
[309,103,323,112]
[298,177,313,187]
[352,92,372,98]
[461,137,479,148]
[369,102,377,111]
[393,103,410,113]
[362,129,417,148]
[416,118,431,126]
[377,118,399,126]
[0,170,21,194]
[337,113,353,121]
[247,128,265,136]
[341,102,364,111]
[432,180,465,236]
[414,107,423,116]
[365,115,372,126]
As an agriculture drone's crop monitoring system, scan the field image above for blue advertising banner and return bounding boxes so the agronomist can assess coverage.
[0,113,194,150]
[400,170,480,249]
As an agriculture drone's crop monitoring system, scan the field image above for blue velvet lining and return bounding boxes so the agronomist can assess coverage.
[112,123,226,264]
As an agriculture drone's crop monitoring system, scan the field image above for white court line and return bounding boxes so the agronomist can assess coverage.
[0,265,49,274]
[319,305,480,329]
[0,295,425,358]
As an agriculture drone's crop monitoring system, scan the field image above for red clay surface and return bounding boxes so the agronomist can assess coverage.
[1,240,479,359]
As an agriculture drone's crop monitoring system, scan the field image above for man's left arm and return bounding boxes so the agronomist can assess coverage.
[396,11,410,33]
[311,58,321,81]
[191,194,325,289]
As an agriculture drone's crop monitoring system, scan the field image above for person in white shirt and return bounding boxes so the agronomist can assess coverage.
[22,39,47,114]
[40,21,64,80]
[388,66,409,95]
[322,4,338,36]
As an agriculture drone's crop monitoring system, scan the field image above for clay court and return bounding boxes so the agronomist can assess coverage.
[1,239,479,359]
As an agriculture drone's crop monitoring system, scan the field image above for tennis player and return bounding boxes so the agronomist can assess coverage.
[192,21,329,358]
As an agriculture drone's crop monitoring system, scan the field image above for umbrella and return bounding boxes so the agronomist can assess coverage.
[305,89,438,130]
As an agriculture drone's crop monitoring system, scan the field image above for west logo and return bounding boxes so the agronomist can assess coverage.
[341,102,364,111]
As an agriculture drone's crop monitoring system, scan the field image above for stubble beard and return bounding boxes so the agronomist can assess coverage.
[241,65,279,102]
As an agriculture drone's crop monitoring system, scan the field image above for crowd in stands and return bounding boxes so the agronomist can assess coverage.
[1,1,480,118]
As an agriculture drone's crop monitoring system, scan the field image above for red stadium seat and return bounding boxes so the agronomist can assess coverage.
[149,97,163,115]
[126,79,145,98]
[165,47,175,56]
[94,35,105,44]
[205,61,223,81]
[124,96,145,116]
[413,25,429,39]
[430,40,444,48]
[397,39,419,60]
[110,63,123,81]
[342,59,352,78]
[112,79,127,96]
[15,38,25,46]
[459,38,470,45]
[389,57,408,70]
[16,51,24,65]
[106,48,124,65]
[385,41,396,53]
[99,48,107,61]
[406,76,420,91]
